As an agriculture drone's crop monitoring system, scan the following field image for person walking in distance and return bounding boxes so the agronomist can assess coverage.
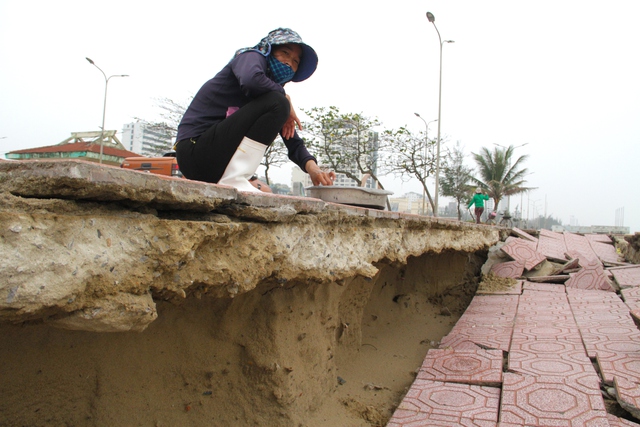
[468,187,490,224]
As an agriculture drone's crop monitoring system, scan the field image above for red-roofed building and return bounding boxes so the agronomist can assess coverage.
[5,131,140,166]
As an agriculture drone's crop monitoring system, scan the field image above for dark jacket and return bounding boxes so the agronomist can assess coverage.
[176,51,315,171]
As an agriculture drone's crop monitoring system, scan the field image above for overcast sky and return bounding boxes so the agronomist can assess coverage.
[1,1,638,232]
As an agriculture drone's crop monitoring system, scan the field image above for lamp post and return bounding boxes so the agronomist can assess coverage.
[414,113,437,215]
[426,12,454,217]
[86,57,128,164]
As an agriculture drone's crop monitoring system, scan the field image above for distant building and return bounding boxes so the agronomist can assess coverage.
[4,131,139,167]
[121,121,174,157]
[389,192,426,215]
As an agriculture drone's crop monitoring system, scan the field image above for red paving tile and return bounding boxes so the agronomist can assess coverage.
[417,348,503,386]
[586,234,613,244]
[607,413,640,426]
[508,349,597,379]
[512,324,583,343]
[564,232,601,262]
[491,260,525,279]
[440,325,513,352]
[511,227,538,243]
[522,281,566,293]
[566,266,616,292]
[621,287,640,301]
[589,240,621,264]
[392,231,640,427]
[612,266,640,289]
[387,379,500,426]
[614,377,640,421]
[500,373,609,426]
[502,238,546,271]
[537,233,568,262]
[597,351,640,385]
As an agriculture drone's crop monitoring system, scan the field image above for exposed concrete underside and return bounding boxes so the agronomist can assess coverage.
[0,159,500,426]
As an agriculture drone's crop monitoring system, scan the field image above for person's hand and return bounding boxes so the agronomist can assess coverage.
[282,94,302,140]
[306,160,336,186]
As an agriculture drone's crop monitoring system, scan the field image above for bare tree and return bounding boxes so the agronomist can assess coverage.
[381,126,444,214]
[301,106,388,189]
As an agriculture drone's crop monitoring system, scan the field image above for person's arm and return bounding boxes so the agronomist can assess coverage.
[281,94,301,140]
[231,52,285,98]
[305,160,336,186]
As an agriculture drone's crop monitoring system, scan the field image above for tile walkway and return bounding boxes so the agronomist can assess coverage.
[387,231,640,427]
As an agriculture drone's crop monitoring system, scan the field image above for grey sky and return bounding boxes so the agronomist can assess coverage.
[1,1,638,231]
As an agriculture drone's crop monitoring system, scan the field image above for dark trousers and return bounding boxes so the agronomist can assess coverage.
[176,91,290,183]
[475,207,484,224]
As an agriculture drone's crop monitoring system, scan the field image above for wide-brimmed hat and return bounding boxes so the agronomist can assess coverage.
[235,28,318,82]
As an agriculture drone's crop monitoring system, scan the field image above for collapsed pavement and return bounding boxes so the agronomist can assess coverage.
[0,159,499,426]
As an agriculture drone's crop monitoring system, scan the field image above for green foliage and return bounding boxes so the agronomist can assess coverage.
[301,106,385,188]
[439,142,473,220]
[471,145,532,212]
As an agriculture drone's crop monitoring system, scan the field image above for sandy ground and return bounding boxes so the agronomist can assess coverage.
[0,252,479,426]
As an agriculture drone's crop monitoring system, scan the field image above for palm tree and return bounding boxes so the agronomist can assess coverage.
[471,145,531,213]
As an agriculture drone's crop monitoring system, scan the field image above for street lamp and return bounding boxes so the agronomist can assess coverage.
[426,11,454,217]
[414,113,437,215]
[86,57,128,164]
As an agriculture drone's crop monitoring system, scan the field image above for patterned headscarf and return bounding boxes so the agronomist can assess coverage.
[234,28,318,82]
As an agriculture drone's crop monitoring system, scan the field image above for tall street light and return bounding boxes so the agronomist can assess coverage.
[414,113,437,215]
[426,12,454,217]
[86,57,128,164]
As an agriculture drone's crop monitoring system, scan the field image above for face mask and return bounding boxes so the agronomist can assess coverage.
[268,55,295,85]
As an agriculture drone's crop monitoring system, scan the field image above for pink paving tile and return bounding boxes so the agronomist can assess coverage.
[522,281,566,293]
[566,288,624,302]
[589,240,621,264]
[455,314,515,329]
[491,260,525,279]
[502,238,547,271]
[499,373,609,426]
[511,227,538,243]
[509,339,588,357]
[440,325,513,352]
[537,233,568,262]
[580,325,640,343]
[586,234,613,244]
[514,312,577,326]
[571,308,633,323]
[612,266,640,289]
[387,379,500,426]
[508,349,597,379]
[512,324,583,343]
[585,335,640,359]
[417,348,503,386]
[540,229,564,240]
[614,377,640,421]
[597,351,640,385]
[566,266,616,292]
[464,295,520,316]
[621,287,640,301]
[565,250,602,270]
[607,413,640,427]
[564,232,601,263]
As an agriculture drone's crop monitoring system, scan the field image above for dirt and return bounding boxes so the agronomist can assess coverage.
[0,251,482,427]
[477,273,518,293]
